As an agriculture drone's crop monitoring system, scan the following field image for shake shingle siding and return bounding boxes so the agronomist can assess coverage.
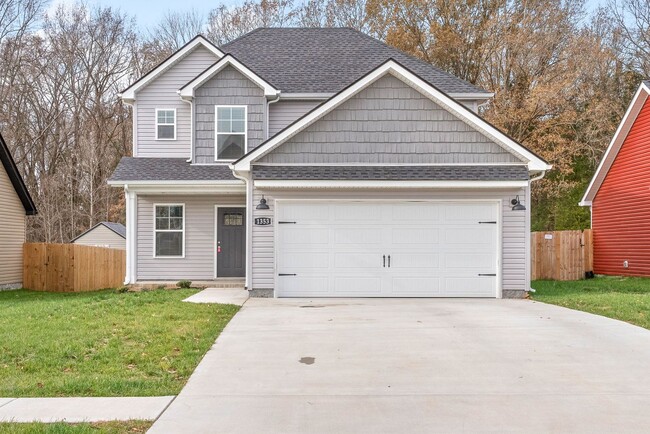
[194,65,266,163]
[258,74,523,164]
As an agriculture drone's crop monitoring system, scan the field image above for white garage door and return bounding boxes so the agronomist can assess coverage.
[275,201,499,298]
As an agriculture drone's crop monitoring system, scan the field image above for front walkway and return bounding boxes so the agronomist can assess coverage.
[0,396,174,423]
[150,297,650,433]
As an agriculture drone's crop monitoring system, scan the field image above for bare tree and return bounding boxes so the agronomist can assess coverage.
[147,9,206,53]
[609,0,650,76]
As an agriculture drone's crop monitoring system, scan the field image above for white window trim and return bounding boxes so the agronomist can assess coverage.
[155,108,177,141]
[153,203,185,258]
[215,105,247,162]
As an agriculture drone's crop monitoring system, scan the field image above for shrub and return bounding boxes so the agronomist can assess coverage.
[177,280,192,289]
[116,286,129,293]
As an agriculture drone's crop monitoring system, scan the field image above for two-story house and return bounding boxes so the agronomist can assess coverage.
[109,28,551,298]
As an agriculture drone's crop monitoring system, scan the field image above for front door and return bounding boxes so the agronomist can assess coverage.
[217,207,246,277]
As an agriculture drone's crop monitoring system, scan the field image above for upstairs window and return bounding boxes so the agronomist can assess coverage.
[215,106,246,160]
[156,109,176,140]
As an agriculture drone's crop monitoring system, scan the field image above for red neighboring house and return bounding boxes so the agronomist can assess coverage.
[581,81,650,276]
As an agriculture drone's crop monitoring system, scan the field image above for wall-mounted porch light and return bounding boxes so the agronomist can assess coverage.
[256,195,270,210]
[511,195,526,211]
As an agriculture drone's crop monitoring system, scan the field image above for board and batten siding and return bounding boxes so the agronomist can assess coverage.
[135,45,219,158]
[194,65,266,163]
[251,188,529,297]
[258,74,524,165]
[268,100,322,137]
[136,195,245,281]
[0,164,26,288]
[73,226,126,250]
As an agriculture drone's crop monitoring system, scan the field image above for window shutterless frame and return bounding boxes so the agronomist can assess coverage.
[215,105,247,161]
[155,108,177,140]
[153,203,185,258]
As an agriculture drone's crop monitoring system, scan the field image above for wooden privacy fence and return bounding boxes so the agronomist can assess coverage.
[531,229,593,281]
[23,243,126,292]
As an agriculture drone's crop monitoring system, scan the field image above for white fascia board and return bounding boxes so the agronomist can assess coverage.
[580,82,650,205]
[233,60,551,173]
[253,180,528,189]
[281,93,333,100]
[119,36,223,102]
[179,55,280,100]
[448,92,495,100]
[108,180,245,194]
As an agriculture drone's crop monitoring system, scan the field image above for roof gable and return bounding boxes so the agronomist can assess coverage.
[179,54,279,99]
[581,81,650,205]
[0,132,37,215]
[71,222,126,243]
[232,59,551,172]
[221,28,491,97]
[120,35,223,102]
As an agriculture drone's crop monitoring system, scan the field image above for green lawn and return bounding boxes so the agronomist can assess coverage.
[0,421,151,433]
[531,276,650,329]
[0,289,239,397]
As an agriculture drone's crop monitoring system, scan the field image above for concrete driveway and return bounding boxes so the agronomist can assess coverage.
[149,298,650,433]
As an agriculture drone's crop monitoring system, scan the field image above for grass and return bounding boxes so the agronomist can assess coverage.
[0,421,151,433]
[531,276,650,329]
[0,289,239,397]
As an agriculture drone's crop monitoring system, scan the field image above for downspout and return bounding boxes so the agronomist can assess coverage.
[231,168,253,290]
[266,94,281,140]
[526,170,546,293]
[179,93,193,163]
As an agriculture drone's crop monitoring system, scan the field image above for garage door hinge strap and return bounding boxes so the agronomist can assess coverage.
[478,273,497,276]
[278,273,297,276]
[278,221,296,224]
[478,221,497,224]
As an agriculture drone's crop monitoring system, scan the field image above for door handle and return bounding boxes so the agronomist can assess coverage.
[383,255,386,268]
[388,255,391,268]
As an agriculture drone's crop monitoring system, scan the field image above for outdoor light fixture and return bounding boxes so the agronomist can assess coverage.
[511,195,526,211]
[256,195,270,210]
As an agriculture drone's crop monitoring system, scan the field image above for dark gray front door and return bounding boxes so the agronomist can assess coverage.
[217,207,246,277]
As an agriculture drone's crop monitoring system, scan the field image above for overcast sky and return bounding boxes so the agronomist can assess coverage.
[46,0,607,31]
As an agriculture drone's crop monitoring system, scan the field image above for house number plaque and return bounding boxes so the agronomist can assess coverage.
[254,217,272,226]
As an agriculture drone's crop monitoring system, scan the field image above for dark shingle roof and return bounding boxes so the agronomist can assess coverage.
[109,157,238,182]
[221,28,488,95]
[252,165,529,181]
[0,132,37,215]
[101,222,126,238]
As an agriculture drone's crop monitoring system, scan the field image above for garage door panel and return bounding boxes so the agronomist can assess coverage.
[334,252,383,269]
[276,201,498,298]
[279,228,329,244]
[334,228,383,245]
[390,228,439,245]
[278,204,330,222]
[390,277,441,295]
[443,227,494,245]
[334,277,382,295]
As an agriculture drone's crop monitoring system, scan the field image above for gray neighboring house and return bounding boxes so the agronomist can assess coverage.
[0,132,37,289]
[71,222,126,250]
[109,28,551,298]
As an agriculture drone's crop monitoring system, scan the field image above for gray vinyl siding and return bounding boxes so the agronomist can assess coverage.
[194,65,266,163]
[135,45,218,158]
[259,74,524,164]
[73,226,126,250]
[135,194,245,281]
[0,164,25,288]
[268,100,322,137]
[251,187,529,295]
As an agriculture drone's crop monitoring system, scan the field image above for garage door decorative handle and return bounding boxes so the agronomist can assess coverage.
[478,221,497,224]
[278,221,296,224]
[478,273,496,276]
[383,255,386,267]
[278,273,297,276]
[388,255,391,268]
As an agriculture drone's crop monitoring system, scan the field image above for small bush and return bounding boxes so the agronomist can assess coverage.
[177,280,192,289]
[116,286,129,294]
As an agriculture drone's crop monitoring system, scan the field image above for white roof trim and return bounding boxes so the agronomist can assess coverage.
[580,82,650,206]
[448,92,494,100]
[119,36,223,102]
[232,60,551,172]
[179,54,280,99]
[253,180,528,189]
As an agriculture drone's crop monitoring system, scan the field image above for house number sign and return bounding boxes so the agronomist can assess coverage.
[254,217,272,226]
